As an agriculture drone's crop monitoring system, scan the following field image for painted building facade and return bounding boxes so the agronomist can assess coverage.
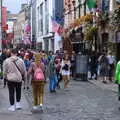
[36,0,63,52]
[13,3,31,48]
[13,11,26,46]
[30,0,37,49]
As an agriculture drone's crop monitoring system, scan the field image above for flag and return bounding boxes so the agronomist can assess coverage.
[86,0,96,9]
[57,25,63,35]
[101,0,109,12]
[25,24,31,33]
[51,17,60,33]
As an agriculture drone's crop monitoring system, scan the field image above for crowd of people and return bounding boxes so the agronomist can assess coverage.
[0,48,76,112]
[0,48,119,112]
[88,50,116,83]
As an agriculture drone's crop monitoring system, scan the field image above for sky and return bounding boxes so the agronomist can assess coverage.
[3,0,28,14]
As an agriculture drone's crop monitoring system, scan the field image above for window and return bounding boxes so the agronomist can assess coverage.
[45,0,49,34]
[40,3,43,35]
[37,6,40,36]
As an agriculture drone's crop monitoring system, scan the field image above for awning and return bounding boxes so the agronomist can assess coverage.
[43,33,54,39]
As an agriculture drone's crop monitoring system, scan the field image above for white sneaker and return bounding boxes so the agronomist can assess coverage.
[39,104,43,110]
[33,106,38,110]
[40,104,43,107]
[8,105,15,112]
[16,102,22,109]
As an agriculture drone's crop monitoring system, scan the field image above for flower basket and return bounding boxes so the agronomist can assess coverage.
[84,14,93,22]
[85,27,97,40]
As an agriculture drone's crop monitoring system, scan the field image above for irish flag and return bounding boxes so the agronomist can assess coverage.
[86,0,96,9]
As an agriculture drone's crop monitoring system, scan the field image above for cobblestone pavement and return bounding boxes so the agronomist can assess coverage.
[89,79,118,92]
[24,80,120,120]
[0,80,34,120]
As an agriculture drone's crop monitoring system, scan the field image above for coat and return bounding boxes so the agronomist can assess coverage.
[115,61,120,84]
[3,56,26,82]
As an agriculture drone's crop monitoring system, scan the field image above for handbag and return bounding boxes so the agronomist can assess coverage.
[13,60,25,81]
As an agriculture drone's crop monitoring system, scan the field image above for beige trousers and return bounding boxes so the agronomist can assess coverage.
[32,81,45,106]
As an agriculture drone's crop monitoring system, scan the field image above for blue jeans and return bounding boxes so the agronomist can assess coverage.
[49,73,58,91]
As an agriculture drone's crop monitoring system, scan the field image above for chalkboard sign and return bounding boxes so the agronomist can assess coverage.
[76,55,88,74]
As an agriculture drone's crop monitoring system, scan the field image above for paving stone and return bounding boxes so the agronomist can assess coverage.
[24,80,120,120]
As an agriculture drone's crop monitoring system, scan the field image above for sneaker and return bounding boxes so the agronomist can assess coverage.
[8,105,15,112]
[39,104,43,110]
[33,106,38,110]
[40,104,43,107]
[16,102,22,109]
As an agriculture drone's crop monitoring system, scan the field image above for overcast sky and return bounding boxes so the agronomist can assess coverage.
[3,0,28,14]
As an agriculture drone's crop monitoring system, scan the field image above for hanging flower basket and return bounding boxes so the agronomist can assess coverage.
[85,26,97,40]
[69,14,93,30]
[84,14,93,22]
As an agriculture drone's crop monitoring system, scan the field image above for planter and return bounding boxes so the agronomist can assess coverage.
[85,27,97,41]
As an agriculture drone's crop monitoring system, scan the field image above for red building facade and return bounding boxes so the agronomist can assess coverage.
[2,7,8,48]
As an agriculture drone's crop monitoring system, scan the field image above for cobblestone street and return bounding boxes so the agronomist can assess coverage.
[24,80,120,120]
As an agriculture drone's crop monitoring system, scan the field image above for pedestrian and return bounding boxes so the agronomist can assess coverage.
[28,53,45,110]
[3,49,26,112]
[70,51,76,80]
[0,49,7,72]
[107,51,115,82]
[98,51,109,83]
[23,52,31,89]
[54,55,61,89]
[61,56,71,89]
[41,53,48,82]
[115,60,120,101]
[48,56,58,93]
[89,51,98,80]
[48,51,53,63]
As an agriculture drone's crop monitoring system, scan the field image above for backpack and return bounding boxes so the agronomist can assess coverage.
[34,65,45,81]
[63,64,69,71]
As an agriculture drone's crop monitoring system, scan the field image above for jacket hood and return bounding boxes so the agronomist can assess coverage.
[10,56,19,62]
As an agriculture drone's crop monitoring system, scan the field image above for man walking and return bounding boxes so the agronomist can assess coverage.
[3,49,26,112]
